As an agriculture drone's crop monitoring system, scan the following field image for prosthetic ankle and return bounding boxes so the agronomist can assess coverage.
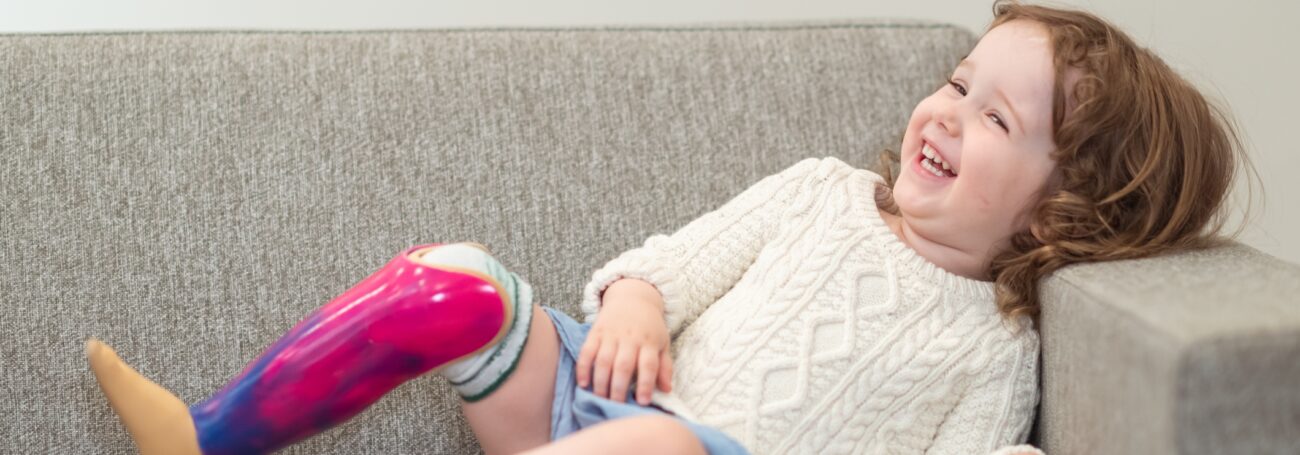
[87,242,534,455]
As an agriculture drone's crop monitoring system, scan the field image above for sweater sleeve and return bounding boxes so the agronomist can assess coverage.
[926,328,1041,455]
[580,157,826,338]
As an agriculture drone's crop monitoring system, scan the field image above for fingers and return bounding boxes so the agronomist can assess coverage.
[575,334,599,388]
[635,345,660,405]
[576,331,671,405]
[591,339,617,398]
[607,343,638,403]
[657,350,674,393]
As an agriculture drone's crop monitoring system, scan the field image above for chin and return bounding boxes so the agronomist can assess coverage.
[892,175,924,209]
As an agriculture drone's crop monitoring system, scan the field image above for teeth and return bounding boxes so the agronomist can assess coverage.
[920,155,945,177]
[922,142,956,176]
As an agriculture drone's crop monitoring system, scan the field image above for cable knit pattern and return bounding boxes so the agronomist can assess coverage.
[581,157,1041,454]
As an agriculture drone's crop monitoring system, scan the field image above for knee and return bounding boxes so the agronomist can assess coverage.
[522,414,708,455]
[626,415,708,455]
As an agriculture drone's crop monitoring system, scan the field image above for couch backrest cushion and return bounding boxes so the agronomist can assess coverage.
[0,22,973,453]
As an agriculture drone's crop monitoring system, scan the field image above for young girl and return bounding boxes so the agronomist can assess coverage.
[85,1,1252,454]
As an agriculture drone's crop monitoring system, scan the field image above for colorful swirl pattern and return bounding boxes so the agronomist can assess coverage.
[188,243,508,454]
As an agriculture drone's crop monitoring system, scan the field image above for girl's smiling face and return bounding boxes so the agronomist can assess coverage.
[886,19,1064,280]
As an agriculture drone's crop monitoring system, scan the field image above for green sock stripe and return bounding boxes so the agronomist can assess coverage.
[447,295,521,387]
[458,326,530,403]
[447,271,528,386]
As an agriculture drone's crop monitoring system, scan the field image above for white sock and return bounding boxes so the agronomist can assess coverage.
[417,243,534,402]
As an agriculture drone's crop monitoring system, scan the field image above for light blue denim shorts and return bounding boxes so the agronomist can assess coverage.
[542,306,750,455]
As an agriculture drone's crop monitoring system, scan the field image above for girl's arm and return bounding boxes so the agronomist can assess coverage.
[581,157,827,338]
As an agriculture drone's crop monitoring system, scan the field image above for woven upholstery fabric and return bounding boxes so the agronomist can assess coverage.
[1038,243,1300,455]
[0,22,971,453]
[5,21,1298,455]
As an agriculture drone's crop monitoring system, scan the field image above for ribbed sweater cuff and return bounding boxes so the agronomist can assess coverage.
[581,250,689,336]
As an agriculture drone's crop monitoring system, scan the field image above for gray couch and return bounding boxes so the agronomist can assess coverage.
[1,20,1296,455]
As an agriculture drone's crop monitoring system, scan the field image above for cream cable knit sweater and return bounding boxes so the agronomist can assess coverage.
[581,157,1041,454]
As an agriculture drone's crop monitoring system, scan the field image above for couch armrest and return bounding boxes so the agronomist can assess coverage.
[1035,242,1300,454]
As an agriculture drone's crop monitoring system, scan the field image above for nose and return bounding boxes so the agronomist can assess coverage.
[935,100,962,136]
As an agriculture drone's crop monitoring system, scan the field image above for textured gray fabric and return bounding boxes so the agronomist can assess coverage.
[3,21,1296,455]
[1037,243,1300,454]
[0,22,972,453]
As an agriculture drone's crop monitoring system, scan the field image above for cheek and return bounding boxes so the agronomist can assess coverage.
[901,106,927,146]
[973,156,1054,220]
[908,94,945,128]
[951,144,1000,209]
[911,95,942,124]
[901,96,941,153]
[960,146,1039,212]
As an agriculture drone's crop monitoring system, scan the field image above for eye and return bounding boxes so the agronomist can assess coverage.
[946,78,967,96]
[949,77,1011,134]
[989,113,1009,133]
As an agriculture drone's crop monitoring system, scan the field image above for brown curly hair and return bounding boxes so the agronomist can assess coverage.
[872,0,1261,325]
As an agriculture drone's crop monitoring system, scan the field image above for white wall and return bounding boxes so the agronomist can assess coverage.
[4,0,1295,263]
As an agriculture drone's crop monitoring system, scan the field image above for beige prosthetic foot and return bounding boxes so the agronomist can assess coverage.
[86,339,201,455]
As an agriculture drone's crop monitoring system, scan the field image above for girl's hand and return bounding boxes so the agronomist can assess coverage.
[576,278,674,405]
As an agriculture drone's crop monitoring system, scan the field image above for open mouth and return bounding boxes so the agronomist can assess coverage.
[917,141,957,179]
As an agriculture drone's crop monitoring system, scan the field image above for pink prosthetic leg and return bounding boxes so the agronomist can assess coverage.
[87,242,526,455]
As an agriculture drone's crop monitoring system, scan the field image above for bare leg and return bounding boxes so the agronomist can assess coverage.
[521,415,707,455]
[460,303,561,455]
